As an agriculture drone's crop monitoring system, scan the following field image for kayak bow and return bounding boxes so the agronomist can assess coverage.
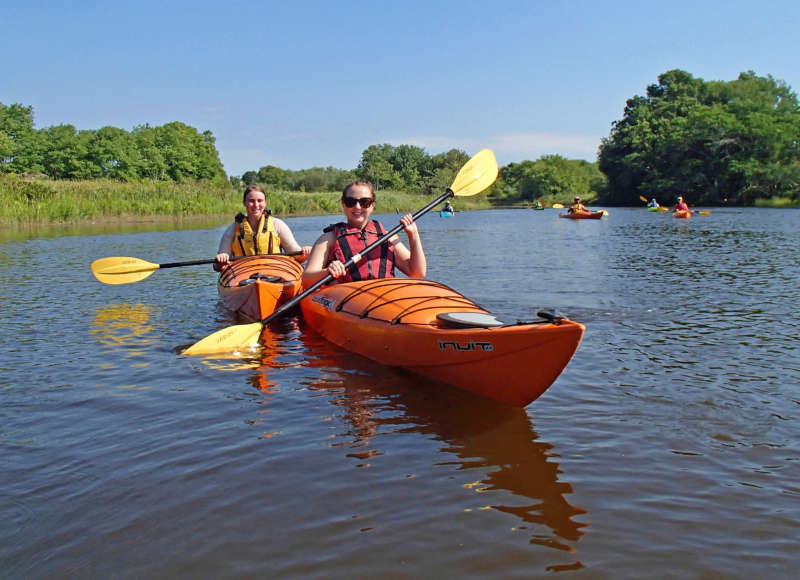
[299,278,584,406]
[218,255,303,321]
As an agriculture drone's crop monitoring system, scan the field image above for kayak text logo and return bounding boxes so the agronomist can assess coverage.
[311,295,337,310]
[438,340,493,352]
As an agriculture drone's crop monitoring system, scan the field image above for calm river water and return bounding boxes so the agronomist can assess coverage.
[1,207,798,578]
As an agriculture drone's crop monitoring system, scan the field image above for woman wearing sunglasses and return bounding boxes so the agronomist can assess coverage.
[302,180,426,286]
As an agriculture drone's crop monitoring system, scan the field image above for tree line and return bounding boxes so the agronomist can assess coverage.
[0,103,225,182]
[239,145,477,196]
[6,68,799,207]
[240,145,608,203]
[598,70,800,206]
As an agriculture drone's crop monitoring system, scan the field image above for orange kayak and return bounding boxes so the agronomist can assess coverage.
[299,278,584,406]
[218,255,303,321]
[559,211,603,219]
[673,210,692,219]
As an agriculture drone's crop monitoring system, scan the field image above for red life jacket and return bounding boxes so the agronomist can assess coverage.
[327,220,395,281]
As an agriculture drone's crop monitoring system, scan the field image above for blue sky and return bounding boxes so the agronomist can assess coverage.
[3,0,798,176]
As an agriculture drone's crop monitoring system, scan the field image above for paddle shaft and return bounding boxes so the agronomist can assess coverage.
[160,258,216,269]
[260,189,454,325]
[162,251,302,270]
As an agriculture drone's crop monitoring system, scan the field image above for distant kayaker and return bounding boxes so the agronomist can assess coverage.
[215,184,311,271]
[302,180,427,286]
[443,201,454,214]
[567,196,586,214]
[674,195,690,212]
[648,198,659,208]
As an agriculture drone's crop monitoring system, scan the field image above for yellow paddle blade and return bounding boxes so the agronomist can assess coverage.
[552,203,564,209]
[698,210,710,215]
[182,322,263,356]
[449,149,498,197]
[600,210,609,216]
[91,257,160,285]
[639,195,648,203]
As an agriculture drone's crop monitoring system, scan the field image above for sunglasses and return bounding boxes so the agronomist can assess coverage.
[342,197,375,208]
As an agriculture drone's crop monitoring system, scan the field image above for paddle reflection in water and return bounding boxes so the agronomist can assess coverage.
[90,303,156,350]
[237,323,590,564]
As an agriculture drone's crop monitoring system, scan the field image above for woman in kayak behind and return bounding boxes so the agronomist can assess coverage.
[215,184,311,271]
[302,180,427,286]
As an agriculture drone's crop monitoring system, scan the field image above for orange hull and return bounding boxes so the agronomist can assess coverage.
[218,255,303,321]
[299,279,584,406]
[673,210,692,219]
[559,211,603,219]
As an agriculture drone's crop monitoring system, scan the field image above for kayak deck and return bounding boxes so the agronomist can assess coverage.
[300,278,584,406]
[218,255,303,321]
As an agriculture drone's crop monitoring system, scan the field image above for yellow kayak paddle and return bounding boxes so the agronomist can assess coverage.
[91,256,218,285]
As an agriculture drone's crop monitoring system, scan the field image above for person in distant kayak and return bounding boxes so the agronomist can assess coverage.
[215,184,311,271]
[648,198,659,208]
[443,201,454,213]
[674,195,690,212]
[568,196,586,213]
[302,179,427,286]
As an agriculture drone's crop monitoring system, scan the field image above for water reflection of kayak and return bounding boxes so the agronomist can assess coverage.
[300,278,584,407]
[293,341,588,549]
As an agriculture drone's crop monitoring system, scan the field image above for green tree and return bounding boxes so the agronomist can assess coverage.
[41,125,96,179]
[0,103,46,174]
[132,125,168,180]
[256,165,288,190]
[356,144,398,190]
[599,69,800,205]
[87,126,140,180]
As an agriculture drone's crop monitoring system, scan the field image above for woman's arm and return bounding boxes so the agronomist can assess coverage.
[392,214,426,278]
[301,231,338,286]
[215,223,236,268]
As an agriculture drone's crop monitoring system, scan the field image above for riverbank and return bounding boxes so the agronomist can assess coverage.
[0,175,493,226]
[2,175,795,229]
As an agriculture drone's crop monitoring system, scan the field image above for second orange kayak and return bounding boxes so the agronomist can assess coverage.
[299,278,584,407]
[673,210,692,219]
[218,255,304,321]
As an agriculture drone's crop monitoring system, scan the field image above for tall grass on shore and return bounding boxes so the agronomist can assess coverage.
[0,175,238,223]
[0,175,492,224]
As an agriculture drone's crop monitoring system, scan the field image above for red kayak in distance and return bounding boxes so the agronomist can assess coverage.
[559,211,604,220]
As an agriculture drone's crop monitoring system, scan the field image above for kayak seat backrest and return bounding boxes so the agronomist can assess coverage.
[250,273,283,283]
[437,312,505,328]
[239,274,283,286]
